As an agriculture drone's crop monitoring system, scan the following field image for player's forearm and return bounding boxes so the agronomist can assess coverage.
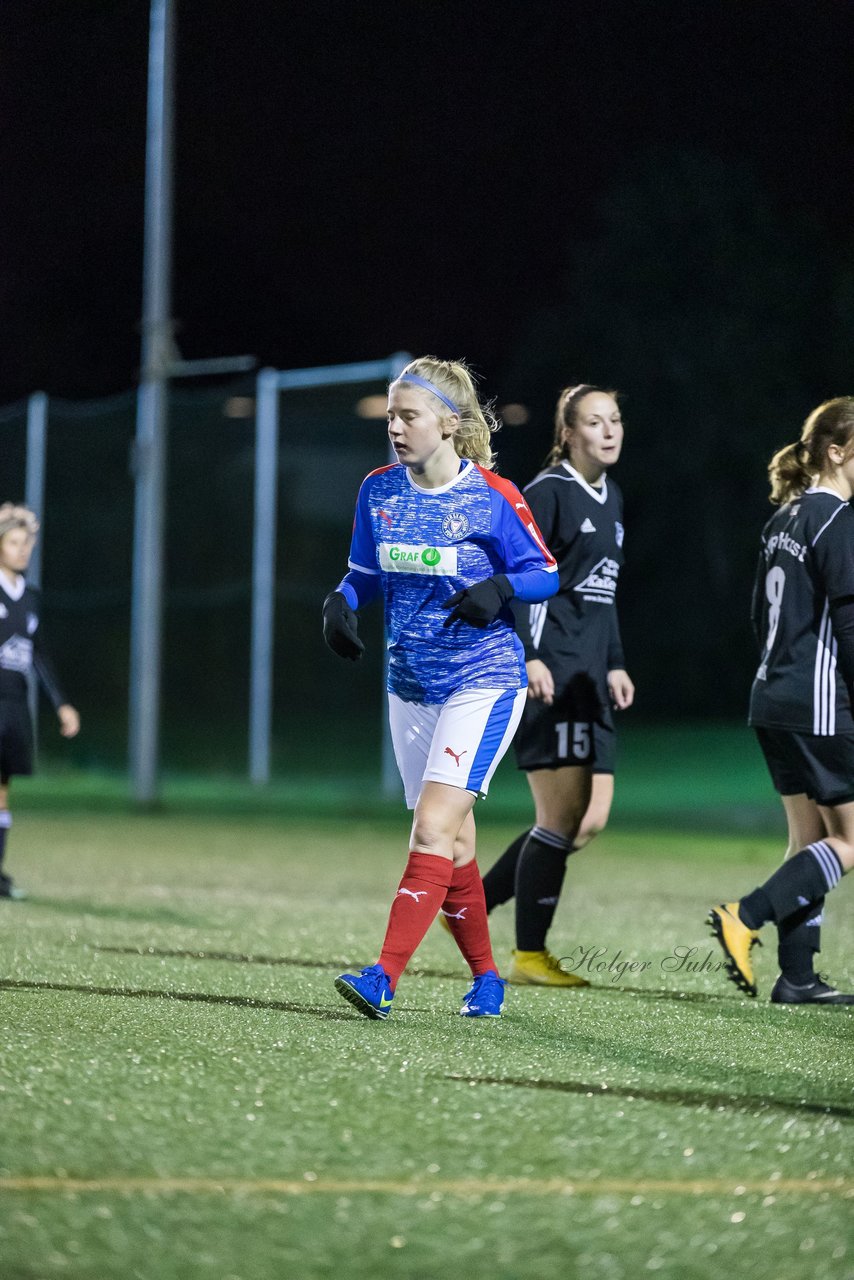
[33,652,67,711]
[504,566,559,604]
[607,606,626,670]
[336,568,381,611]
[830,596,854,697]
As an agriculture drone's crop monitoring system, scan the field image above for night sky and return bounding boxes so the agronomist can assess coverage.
[2,0,853,404]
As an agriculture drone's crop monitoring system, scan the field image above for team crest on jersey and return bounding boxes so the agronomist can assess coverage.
[26,612,38,634]
[615,521,624,547]
[573,557,620,603]
[441,510,470,541]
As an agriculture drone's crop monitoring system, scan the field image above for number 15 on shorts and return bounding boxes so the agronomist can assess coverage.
[555,721,591,761]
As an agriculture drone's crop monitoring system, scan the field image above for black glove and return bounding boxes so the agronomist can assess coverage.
[322,591,365,660]
[441,574,513,628]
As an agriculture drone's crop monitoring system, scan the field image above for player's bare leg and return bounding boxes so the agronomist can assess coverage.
[408,781,476,862]
[573,772,614,850]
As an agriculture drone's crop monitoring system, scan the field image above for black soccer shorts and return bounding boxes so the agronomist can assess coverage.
[755,726,854,806]
[0,698,34,779]
[514,686,615,773]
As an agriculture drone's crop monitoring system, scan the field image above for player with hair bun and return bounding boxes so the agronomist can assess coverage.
[479,384,634,985]
[322,357,558,1019]
[0,503,80,899]
[710,396,854,1003]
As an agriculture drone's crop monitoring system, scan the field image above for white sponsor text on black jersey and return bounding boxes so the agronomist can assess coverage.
[0,575,66,708]
[514,461,625,723]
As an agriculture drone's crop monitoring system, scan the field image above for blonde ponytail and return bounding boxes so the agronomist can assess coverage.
[768,441,812,505]
[768,396,854,504]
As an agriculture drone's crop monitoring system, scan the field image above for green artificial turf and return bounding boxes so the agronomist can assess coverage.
[0,809,851,1280]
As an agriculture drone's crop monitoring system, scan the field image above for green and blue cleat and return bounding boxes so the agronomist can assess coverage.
[334,964,394,1020]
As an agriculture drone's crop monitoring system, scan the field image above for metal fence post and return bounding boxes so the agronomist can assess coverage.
[248,368,280,784]
[25,391,48,740]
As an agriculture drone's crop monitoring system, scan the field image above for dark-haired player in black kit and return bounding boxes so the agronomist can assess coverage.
[709,397,854,1004]
[0,504,80,900]
[479,386,634,985]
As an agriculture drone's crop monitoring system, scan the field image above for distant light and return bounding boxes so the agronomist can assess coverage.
[500,403,530,426]
[355,395,388,420]
[223,396,255,419]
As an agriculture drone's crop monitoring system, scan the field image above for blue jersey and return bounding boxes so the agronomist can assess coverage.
[338,460,558,703]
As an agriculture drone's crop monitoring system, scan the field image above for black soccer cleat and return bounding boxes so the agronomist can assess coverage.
[770,973,854,1005]
[0,872,26,901]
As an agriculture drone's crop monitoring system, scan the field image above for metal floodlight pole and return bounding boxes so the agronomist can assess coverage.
[24,392,48,589]
[129,0,175,804]
[25,390,49,738]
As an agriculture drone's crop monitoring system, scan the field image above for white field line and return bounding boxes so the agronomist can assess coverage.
[0,1176,851,1198]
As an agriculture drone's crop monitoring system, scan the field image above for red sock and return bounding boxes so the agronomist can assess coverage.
[377,852,454,989]
[439,859,497,977]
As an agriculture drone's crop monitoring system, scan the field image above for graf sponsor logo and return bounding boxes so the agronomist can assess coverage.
[615,521,624,547]
[379,543,458,575]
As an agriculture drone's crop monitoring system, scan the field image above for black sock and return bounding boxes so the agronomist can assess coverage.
[0,810,9,876]
[482,830,530,912]
[777,897,823,985]
[740,842,843,929]
[514,826,572,951]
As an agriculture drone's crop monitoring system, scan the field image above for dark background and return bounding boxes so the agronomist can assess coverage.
[1,0,853,762]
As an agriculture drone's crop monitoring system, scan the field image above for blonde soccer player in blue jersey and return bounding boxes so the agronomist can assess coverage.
[322,357,558,1020]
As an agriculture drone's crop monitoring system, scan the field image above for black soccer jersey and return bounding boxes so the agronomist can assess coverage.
[749,489,854,735]
[0,574,66,708]
[514,461,626,720]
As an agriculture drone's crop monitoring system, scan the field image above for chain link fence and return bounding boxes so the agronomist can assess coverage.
[1,378,392,779]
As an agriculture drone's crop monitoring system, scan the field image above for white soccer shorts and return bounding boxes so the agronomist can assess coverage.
[388,686,527,809]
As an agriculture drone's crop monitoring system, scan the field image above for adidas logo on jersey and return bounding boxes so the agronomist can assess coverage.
[580,518,596,533]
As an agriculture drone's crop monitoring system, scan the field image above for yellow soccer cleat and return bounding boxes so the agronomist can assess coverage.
[507,949,590,988]
[707,902,761,998]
